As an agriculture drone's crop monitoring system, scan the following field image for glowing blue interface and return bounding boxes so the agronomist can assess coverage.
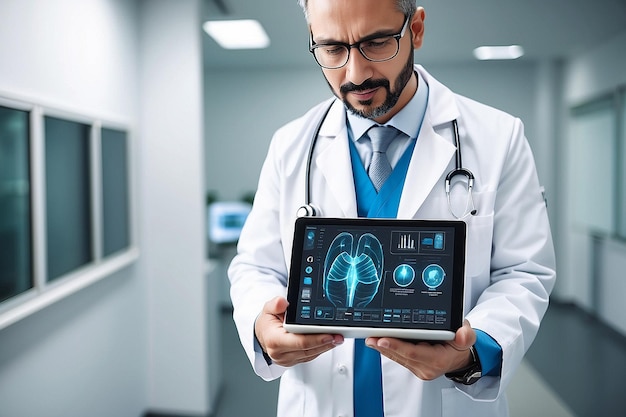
[296,224,457,329]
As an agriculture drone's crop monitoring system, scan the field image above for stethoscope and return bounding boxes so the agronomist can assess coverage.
[446,119,477,219]
[296,100,477,219]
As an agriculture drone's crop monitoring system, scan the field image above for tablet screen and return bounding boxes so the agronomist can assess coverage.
[285,217,466,339]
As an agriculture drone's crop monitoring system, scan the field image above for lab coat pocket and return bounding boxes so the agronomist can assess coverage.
[462,190,495,309]
[463,189,495,274]
[441,387,509,417]
[464,212,494,278]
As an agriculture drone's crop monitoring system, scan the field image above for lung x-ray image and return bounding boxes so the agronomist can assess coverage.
[323,232,384,308]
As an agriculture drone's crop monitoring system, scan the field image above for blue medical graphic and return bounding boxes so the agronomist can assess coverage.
[304,228,316,250]
[393,264,415,287]
[434,233,444,250]
[323,232,384,308]
[422,264,445,290]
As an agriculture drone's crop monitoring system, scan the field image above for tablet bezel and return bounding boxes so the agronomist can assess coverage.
[284,217,466,341]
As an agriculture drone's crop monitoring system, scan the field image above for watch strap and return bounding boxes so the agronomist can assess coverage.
[445,345,482,385]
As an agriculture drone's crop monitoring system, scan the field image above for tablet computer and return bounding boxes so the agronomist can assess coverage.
[284,217,466,341]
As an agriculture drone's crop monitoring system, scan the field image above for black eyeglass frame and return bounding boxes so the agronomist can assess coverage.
[308,14,411,69]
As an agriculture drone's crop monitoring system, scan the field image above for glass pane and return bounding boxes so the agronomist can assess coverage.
[569,100,616,234]
[617,91,626,239]
[45,116,92,281]
[0,106,33,302]
[101,127,130,256]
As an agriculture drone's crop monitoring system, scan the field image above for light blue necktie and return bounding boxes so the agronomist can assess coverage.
[367,125,397,192]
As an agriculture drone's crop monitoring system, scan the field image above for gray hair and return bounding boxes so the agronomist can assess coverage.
[297,0,417,22]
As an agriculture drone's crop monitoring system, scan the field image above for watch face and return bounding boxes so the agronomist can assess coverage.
[446,362,482,385]
[465,368,482,384]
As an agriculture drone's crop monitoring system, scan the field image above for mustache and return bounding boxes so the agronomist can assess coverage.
[340,78,390,94]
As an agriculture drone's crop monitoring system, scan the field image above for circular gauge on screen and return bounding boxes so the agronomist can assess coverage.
[393,264,415,287]
[422,264,445,290]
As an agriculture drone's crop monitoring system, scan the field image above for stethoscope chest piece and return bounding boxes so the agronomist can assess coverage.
[445,168,474,193]
[296,204,321,218]
[445,168,477,219]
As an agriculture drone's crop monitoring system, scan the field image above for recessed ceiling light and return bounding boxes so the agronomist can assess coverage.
[473,45,524,60]
[203,19,270,50]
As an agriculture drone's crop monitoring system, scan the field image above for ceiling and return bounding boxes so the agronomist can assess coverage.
[201,0,626,70]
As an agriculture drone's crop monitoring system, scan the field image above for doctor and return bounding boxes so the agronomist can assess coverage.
[228,0,556,416]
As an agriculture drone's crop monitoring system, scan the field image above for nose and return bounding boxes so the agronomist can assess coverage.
[344,48,373,86]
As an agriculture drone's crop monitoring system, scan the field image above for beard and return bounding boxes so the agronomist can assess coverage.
[335,51,415,120]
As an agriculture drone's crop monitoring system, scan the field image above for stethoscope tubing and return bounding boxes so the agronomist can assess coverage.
[304,101,335,208]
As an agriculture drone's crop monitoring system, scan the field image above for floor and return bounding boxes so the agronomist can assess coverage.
[213,302,626,417]
[525,302,626,416]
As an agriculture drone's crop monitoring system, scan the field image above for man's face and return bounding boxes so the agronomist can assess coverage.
[307,0,425,123]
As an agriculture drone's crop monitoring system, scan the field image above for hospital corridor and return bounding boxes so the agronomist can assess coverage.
[1,0,626,416]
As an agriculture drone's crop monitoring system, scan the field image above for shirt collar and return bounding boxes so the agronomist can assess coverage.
[347,70,429,142]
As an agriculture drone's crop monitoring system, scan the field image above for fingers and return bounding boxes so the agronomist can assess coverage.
[255,297,344,367]
[365,323,478,380]
[265,332,344,367]
[366,338,449,379]
[267,333,343,366]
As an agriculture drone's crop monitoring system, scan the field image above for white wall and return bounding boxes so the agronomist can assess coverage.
[564,30,626,106]
[0,1,146,416]
[205,67,329,201]
[426,62,537,140]
[0,268,147,417]
[0,0,138,120]
[0,0,215,416]
[138,0,215,414]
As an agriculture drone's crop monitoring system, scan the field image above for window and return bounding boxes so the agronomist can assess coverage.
[619,89,626,239]
[0,106,32,303]
[101,127,130,257]
[569,89,626,240]
[564,89,626,311]
[0,97,136,329]
[45,116,93,281]
[569,98,617,235]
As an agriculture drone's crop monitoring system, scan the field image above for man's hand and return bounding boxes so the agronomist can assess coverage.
[365,320,476,380]
[254,296,344,367]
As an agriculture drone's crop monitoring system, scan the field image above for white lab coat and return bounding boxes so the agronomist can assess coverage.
[228,65,556,417]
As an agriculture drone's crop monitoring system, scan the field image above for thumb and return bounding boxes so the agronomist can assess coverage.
[265,296,289,315]
[452,320,476,350]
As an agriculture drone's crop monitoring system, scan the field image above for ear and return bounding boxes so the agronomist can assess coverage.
[410,7,426,49]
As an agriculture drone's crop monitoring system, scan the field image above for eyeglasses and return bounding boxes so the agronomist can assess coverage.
[309,15,411,70]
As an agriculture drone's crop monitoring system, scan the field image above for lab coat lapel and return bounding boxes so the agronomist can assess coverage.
[397,124,456,218]
[397,65,461,218]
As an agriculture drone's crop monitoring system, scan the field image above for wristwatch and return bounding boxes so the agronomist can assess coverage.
[445,345,482,385]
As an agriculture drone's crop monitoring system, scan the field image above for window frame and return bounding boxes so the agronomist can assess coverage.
[0,95,138,330]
